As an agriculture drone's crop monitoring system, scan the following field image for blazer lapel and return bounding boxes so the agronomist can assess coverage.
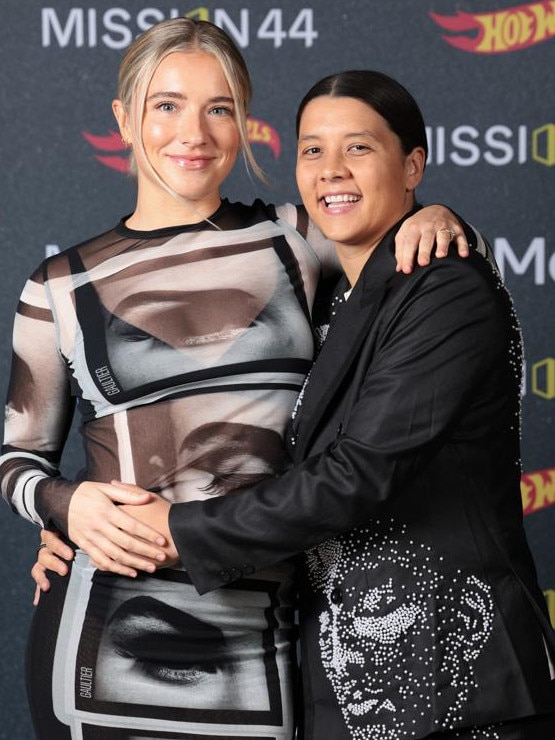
[294,232,397,459]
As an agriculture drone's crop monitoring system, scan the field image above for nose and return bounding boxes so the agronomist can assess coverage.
[320,152,348,181]
[179,108,207,146]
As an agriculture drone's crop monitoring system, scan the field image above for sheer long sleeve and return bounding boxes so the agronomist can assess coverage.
[1,267,78,532]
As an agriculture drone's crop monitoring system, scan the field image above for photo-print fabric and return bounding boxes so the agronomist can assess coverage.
[1,198,326,740]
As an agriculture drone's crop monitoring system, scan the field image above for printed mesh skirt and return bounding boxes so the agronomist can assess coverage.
[26,551,297,739]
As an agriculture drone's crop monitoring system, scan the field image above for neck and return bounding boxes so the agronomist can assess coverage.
[335,203,416,286]
[127,189,222,231]
[335,242,380,287]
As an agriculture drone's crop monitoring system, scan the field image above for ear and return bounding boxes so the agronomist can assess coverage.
[404,146,426,192]
[112,99,132,146]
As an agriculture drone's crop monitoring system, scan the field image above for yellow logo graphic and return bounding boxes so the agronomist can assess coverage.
[184,7,210,22]
[533,124,555,165]
[531,358,555,398]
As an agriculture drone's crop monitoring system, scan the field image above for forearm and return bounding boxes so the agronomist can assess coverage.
[169,440,407,594]
[0,447,77,530]
[170,253,509,595]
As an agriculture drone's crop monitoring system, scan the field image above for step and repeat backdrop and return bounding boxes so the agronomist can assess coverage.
[0,1,553,736]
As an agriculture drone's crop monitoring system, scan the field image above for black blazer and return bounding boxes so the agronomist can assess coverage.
[170,217,555,739]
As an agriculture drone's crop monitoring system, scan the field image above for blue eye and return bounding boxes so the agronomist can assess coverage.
[210,105,233,116]
[156,102,176,113]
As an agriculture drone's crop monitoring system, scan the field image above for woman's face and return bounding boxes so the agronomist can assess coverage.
[296,95,424,261]
[119,51,240,219]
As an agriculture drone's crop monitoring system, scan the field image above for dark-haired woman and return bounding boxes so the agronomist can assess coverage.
[126,70,555,739]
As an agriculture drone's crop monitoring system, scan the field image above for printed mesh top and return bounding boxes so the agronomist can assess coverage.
[1,199,333,535]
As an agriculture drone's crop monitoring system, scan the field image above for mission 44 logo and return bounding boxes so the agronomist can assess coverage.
[186,6,318,47]
[42,7,318,49]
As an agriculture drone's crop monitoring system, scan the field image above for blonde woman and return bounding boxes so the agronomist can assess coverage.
[5,19,472,740]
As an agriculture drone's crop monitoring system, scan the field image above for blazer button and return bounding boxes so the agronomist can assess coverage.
[242,564,255,576]
[330,587,343,604]
[228,566,242,580]
[220,569,231,583]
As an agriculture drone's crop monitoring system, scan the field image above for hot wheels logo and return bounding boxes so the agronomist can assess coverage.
[83,117,281,173]
[521,466,555,515]
[430,1,555,53]
[247,117,281,158]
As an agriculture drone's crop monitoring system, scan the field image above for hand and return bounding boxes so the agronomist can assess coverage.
[68,481,169,577]
[113,481,180,569]
[31,529,74,606]
[395,205,469,274]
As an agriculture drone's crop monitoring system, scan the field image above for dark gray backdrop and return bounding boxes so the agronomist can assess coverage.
[1,2,554,737]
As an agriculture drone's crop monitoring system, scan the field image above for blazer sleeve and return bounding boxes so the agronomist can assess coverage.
[169,252,517,594]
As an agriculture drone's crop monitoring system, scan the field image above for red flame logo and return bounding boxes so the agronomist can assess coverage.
[82,130,129,172]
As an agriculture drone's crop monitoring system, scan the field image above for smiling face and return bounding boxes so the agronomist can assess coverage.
[296,95,425,284]
[114,51,240,227]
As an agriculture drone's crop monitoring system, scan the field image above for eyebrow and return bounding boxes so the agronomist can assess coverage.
[146,91,235,105]
[298,130,380,143]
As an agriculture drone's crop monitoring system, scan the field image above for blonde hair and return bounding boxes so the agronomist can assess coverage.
[117,17,265,190]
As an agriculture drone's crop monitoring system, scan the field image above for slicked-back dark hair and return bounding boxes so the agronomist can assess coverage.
[296,70,428,161]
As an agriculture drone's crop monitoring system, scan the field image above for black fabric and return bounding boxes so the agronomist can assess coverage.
[26,568,72,740]
[427,711,555,739]
[170,216,555,739]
